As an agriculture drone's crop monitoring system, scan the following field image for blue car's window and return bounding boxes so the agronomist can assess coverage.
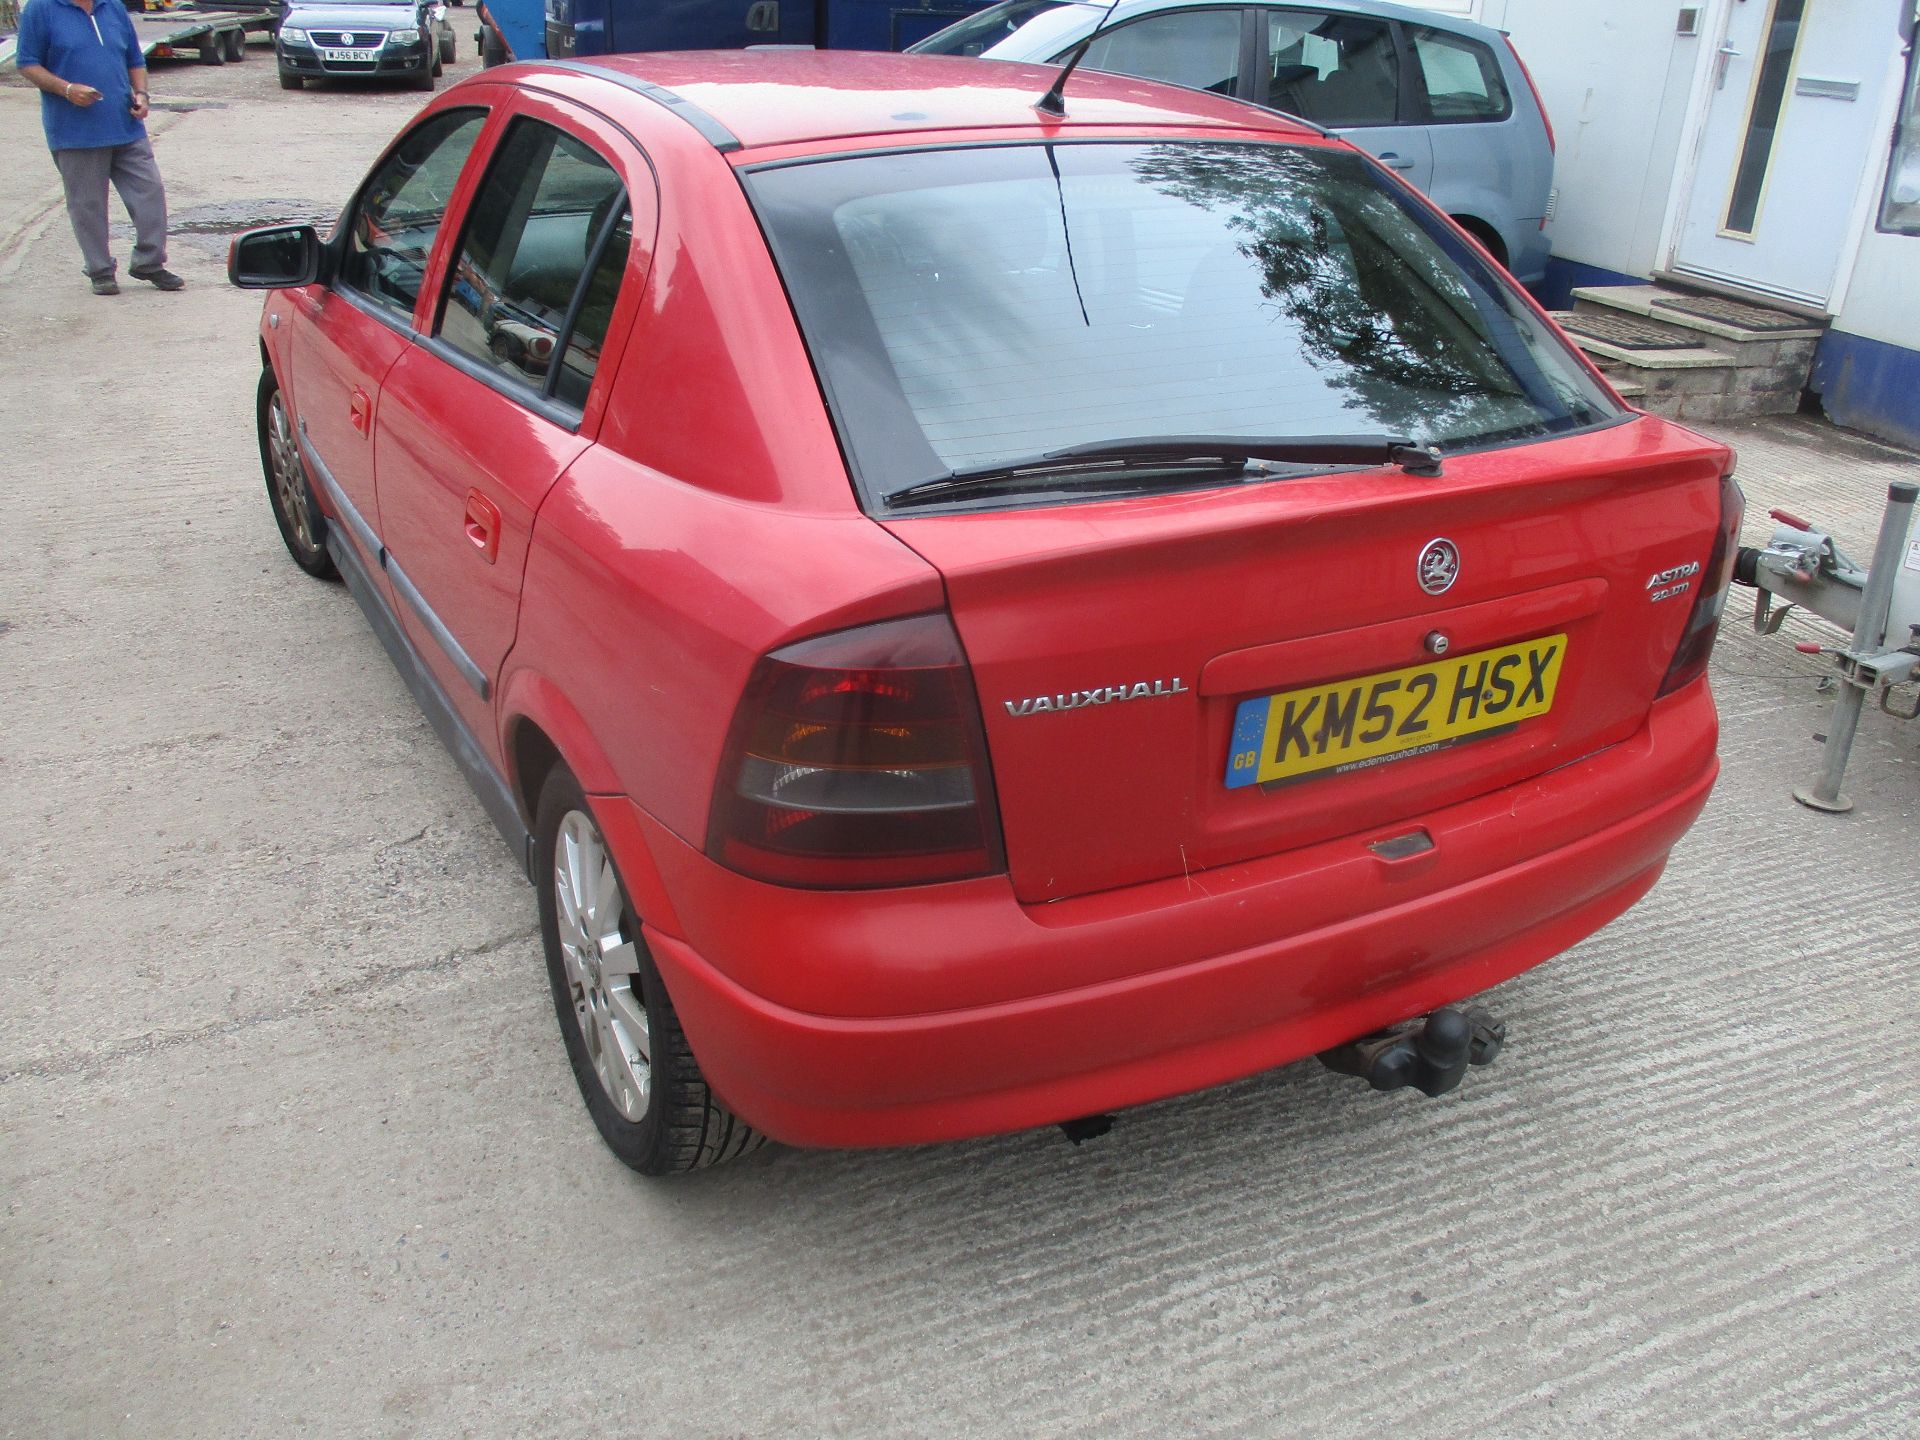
[338,109,487,323]
[747,140,1618,503]
[1077,9,1246,98]
[1408,25,1512,123]
[1263,11,1400,127]
[907,0,1078,56]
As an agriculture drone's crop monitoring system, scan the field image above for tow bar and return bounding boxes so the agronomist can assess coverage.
[1316,1005,1506,1097]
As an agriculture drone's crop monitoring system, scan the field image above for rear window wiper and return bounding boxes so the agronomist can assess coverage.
[881,434,1443,509]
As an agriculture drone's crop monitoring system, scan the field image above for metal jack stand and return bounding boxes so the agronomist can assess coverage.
[1738,481,1920,813]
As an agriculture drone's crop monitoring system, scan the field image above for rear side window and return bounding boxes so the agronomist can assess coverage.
[1408,25,1511,122]
[1263,10,1400,127]
[437,118,630,410]
[338,109,487,322]
[1077,9,1246,97]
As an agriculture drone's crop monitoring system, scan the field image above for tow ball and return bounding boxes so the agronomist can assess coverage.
[1316,1005,1506,1097]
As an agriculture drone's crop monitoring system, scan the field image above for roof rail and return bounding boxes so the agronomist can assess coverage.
[543,60,743,153]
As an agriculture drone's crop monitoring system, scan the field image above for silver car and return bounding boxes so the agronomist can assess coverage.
[912,0,1555,283]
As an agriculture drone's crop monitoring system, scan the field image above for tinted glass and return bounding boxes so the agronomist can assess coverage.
[1408,26,1510,122]
[338,110,486,321]
[1264,11,1399,127]
[1078,10,1244,97]
[438,119,626,403]
[1724,0,1805,235]
[908,0,1075,56]
[747,141,1617,502]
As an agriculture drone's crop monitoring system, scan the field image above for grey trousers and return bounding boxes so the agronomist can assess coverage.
[51,138,170,281]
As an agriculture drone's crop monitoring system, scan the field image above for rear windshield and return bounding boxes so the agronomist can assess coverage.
[745,140,1619,506]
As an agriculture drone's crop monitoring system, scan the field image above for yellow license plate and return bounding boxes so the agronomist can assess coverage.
[1224,634,1567,788]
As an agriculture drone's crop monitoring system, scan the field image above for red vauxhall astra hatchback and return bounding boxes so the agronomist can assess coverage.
[232,51,1738,1173]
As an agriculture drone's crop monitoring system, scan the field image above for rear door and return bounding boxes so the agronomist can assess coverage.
[374,97,655,755]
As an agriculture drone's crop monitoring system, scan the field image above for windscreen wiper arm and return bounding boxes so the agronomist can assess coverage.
[882,434,1442,509]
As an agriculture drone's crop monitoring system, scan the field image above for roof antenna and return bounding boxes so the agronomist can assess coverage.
[1035,0,1124,117]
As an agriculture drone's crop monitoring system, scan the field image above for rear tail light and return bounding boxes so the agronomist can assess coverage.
[1657,470,1746,697]
[1504,36,1555,154]
[707,613,1006,889]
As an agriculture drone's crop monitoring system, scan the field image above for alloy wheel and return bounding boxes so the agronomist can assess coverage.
[267,393,318,554]
[552,809,651,1121]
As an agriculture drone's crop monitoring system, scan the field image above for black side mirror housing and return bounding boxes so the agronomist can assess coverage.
[228,224,326,289]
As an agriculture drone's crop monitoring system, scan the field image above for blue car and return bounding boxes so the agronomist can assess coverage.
[912,0,1556,283]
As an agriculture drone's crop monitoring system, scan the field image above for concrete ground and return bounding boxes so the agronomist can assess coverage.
[1,49,1916,1440]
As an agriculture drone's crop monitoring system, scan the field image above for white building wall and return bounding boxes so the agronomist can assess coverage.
[1831,42,1920,348]
[1480,0,1708,278]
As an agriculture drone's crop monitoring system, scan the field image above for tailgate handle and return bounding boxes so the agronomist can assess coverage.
[464,489,501,564]
[1369,829,1434,862]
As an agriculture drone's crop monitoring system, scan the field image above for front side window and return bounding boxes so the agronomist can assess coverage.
[338,109,487,321]
[1263,10,1400,127]
[1407,25,1510,123]
[1881,35,1920,235]
[437,118,630,407]
[1076,9,1246,98]
[747,141,1619,508]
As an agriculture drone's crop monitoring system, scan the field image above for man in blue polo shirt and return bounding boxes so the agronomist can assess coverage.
[17,0,183,296]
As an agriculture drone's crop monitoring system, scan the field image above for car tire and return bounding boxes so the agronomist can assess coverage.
[439,33,455,66]
[256,370,337,580]
[480,28,506,67]
[534,765,763,1175]
[412,66,435,90]
[278,68,303,89]
[432,55,444,77]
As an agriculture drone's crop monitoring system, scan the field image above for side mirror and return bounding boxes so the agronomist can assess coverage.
[228,224,325,289]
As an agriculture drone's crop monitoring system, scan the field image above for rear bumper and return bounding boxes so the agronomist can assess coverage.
[636,685,1719,1147]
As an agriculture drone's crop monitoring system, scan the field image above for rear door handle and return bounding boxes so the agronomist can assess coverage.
[1377,152,1416,171]
[464,489,501,565]
[349,386,372,436]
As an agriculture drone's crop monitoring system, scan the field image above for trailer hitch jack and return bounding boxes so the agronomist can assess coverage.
[1317,1006,1505,1097]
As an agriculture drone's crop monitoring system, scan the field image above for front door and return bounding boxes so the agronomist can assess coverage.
[1671,0,1897,307]
[289,106,489,583]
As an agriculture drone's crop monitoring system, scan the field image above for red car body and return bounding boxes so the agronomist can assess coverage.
[245,52,1734,1155]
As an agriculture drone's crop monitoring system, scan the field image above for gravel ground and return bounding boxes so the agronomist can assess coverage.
[1,51,1916,1440]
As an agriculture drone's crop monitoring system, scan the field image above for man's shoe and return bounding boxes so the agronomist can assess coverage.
[90,275,120,296]
[129,266,185,292]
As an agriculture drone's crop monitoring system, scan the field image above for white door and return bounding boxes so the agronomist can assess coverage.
[1672,0,1896,307]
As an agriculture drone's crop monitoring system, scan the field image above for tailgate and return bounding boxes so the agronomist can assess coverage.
[883,418,1731,904]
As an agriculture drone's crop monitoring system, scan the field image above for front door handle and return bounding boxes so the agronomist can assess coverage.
[1377,151,1416,171]
[464,489,501,565]
[349,386,372,436]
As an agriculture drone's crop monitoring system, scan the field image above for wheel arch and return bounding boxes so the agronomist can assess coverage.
[499,669,686,935]
[1449,213,1509,268]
